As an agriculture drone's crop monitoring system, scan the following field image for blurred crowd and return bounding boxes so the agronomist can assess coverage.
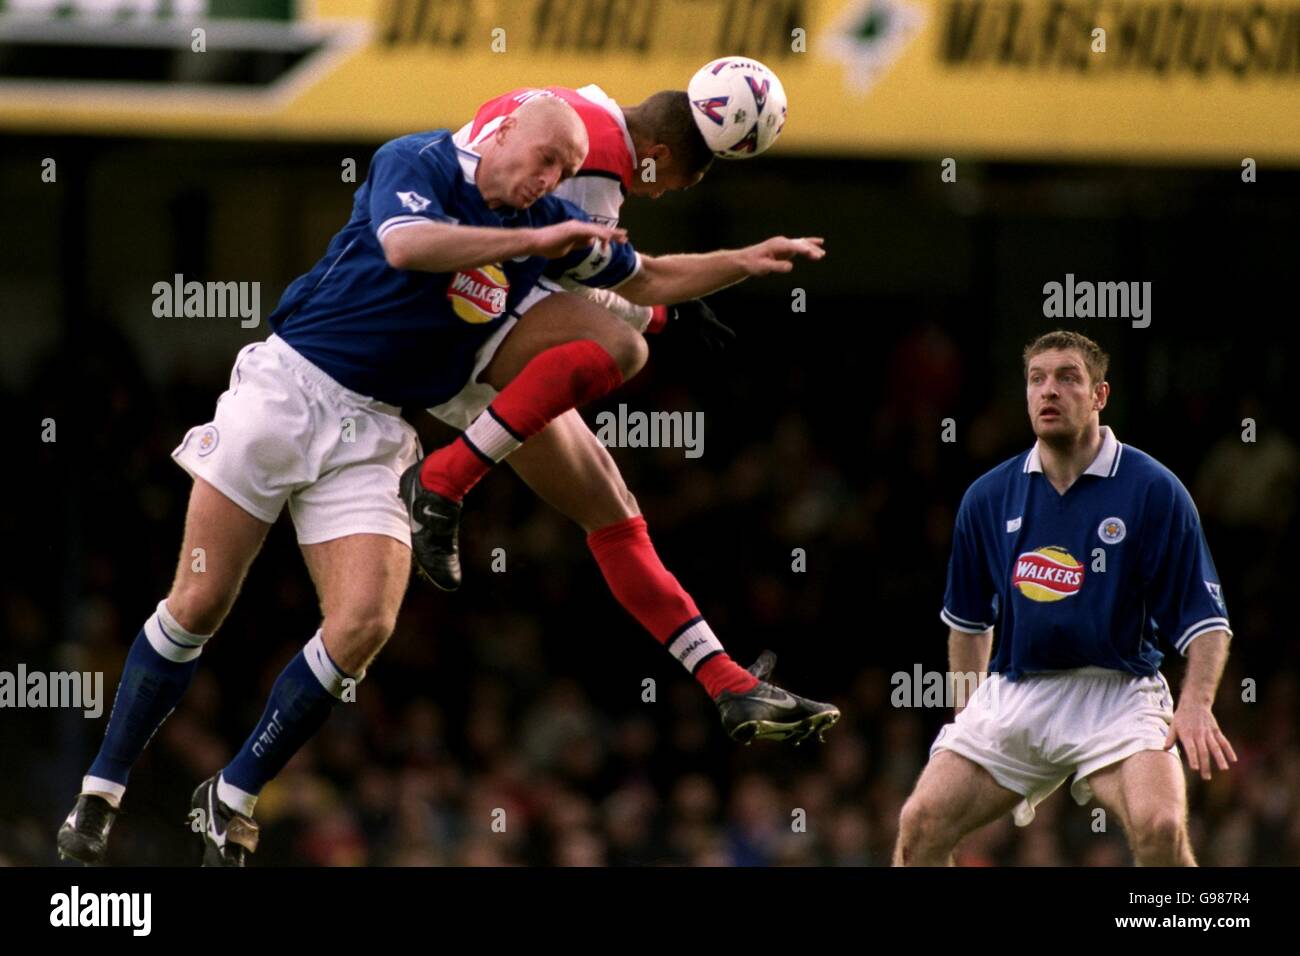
[2,307,1296,867]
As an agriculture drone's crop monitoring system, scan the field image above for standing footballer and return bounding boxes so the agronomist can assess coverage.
[894,330,1237,867]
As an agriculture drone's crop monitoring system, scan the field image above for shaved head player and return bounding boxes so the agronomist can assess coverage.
[894,330,1236,866]
[57,96,627,866]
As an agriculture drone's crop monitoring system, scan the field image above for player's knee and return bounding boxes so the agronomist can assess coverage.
[1132,810,1185,856]
[599,327,648,380]
[626,330,649,377]
[625,331,650,378]
[330,609,397,657]
[898,795,946,846]
[165,582,233,635]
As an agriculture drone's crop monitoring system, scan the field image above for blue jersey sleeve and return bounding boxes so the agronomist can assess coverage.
[1143,476,1231,655]
[941,487,997,634]
[537,197,642,289]
[368,137,459,245]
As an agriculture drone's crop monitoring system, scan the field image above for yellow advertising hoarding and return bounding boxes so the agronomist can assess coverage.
[0,0,1297,163]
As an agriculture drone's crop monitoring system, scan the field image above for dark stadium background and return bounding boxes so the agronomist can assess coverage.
[1,135,1297,865]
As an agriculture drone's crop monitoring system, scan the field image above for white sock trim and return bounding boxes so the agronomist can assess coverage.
[217,773,258,817]
[667,619,723,674]
[144,599,210,663]
[463,408,522,463]
[304,630,354,699]
[81,776,126,806]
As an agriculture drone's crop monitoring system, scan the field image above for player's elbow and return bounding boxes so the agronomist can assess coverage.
[381,233,412,271]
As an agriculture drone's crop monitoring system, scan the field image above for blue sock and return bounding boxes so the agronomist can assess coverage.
[219,631,352,815]
[84,600,209,801]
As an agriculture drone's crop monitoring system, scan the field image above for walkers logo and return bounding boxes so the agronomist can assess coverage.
[447,265,508,324]
[1012,546,1084,602]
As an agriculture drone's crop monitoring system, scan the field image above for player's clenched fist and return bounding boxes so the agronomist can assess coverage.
[528,221,629,259]
[741,236,826,276]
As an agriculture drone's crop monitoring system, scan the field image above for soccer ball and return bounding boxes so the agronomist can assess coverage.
[687,57,788,159]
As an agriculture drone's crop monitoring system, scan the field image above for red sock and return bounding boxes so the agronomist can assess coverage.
[421,339,623,501]
[587,515,758,699]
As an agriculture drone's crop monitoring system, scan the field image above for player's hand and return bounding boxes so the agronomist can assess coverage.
[661,299,736,351]
[1164,702,1238,781]
[529,221,628,259]
[741,236,826,276]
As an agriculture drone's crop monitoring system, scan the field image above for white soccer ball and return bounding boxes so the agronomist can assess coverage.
[687,57,788,159]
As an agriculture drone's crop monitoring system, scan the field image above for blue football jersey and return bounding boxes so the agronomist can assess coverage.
[267,131,640,407]
[941,427,1231,680]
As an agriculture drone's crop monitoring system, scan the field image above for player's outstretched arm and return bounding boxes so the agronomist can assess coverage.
[382,220,627,273]
[1165,629,1238,780]
[948,626,993,717]
[616,236,825,306]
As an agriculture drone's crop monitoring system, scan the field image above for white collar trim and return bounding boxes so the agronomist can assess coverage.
[455,144,480,184]
[1025,426,1122,478]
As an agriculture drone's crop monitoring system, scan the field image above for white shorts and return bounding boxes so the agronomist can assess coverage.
[172,335,422,546]
[427,279,560,431]
[929,666,1179,826]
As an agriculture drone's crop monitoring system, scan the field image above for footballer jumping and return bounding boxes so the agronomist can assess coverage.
[405,60,839,746]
